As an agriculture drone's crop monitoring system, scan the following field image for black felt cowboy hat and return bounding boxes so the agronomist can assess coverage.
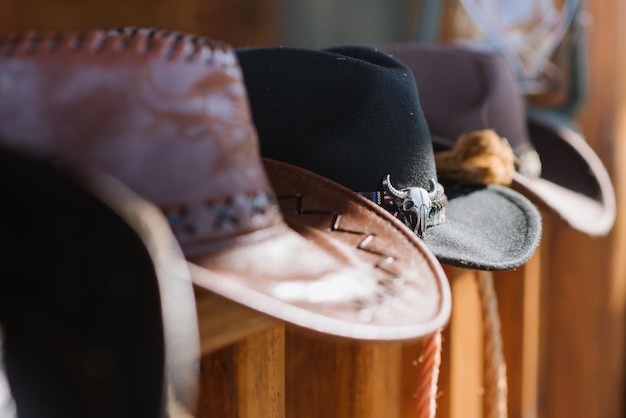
[236,45,542,271]
[0,28,451,341]
[0,145,199,417]
[380,42,615,236]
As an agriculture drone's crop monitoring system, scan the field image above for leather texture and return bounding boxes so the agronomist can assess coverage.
[192,158,452,339]
[0,28,282,254]
[0,28,450,340]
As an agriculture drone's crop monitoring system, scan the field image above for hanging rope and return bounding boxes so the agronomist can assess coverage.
[477,270,508,418]
[434,130,511,417]
[416,328,443,418]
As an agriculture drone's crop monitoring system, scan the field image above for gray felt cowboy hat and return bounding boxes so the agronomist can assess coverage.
[236,45,542,271]
[0,28,451,341]
[0,144,199,417]
[380,42,616,237]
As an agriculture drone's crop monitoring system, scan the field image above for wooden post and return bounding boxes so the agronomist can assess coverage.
[434,258,542,418]
[195,288,285,418]
[436,267,484,418]
[494,252,542,418]
[284,326,404,418]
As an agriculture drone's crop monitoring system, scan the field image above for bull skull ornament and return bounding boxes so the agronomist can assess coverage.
[383,175,439,238]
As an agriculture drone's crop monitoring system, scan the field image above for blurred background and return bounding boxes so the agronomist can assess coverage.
[2,1,625,417]
[0,0,418,48]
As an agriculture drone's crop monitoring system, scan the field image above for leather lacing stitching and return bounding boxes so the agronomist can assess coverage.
[0,27,234,67]
[279,192,443,418]
[278,193,426,308]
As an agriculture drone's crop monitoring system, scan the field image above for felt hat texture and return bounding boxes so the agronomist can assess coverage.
[0,28,451,341]
[380,42,615,236]
[0,145,199,418]
[236,45,542,271]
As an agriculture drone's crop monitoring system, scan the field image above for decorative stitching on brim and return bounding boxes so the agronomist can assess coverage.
[0,28,235,67]
[260,158,451,333]
[278,192,430,313]
[263,158,447,276]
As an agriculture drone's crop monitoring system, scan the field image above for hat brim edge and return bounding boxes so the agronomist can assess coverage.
[424,184,543,271]
[522,113,616,236]
[188,158,452,341]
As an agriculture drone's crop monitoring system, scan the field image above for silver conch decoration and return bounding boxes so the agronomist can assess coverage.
[515,147,543,179]
[383,175,438,238]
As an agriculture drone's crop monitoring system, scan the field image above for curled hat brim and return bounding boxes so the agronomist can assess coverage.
[432,113,615,238]
[513,111,616,236]
[422,183,542,271]
[88,170,200,412]
[0,147,199,416]
[189,159,452,341]
[384,41,614,238]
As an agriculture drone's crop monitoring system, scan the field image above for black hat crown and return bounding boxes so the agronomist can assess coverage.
[237,45,436,192]
[237,45,542,271]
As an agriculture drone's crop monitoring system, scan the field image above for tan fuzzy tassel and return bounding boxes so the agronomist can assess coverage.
[435,129,515,186]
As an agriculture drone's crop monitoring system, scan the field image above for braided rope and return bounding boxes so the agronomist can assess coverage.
[416,329,443,418]
[477,271,508,418]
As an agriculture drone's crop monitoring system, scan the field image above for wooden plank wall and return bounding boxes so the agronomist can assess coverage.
[539,2,626,417]
[2,1,626,418]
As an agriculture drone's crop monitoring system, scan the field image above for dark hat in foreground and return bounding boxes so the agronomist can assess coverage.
[381,42,615,236]
[236,45,541,271]
[0,28,451,341]
[0,145,199,417]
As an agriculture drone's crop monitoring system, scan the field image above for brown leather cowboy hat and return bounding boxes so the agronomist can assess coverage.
[0,145,199,417]
[380,42,615,236]
[0,28,451,341]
